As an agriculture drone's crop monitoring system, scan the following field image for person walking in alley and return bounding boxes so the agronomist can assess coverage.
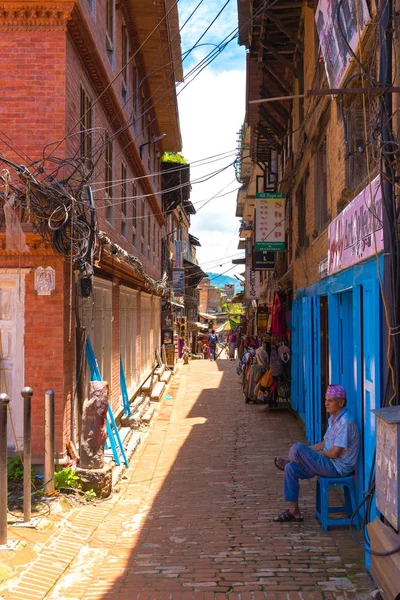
[228,331,237,360]
[273,384,360,523]
[208,330,218,361]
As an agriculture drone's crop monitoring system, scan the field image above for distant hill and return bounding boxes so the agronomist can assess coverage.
[206,272,242,293]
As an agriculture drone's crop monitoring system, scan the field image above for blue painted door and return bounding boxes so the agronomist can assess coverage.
[362,279,381,569]
[312,296,322,442]
[303,296,315,443]
[362,280,381,493]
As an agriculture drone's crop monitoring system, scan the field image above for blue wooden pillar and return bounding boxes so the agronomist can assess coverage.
[312,296,322,443]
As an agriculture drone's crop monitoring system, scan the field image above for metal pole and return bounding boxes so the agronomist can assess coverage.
[0,393,10,545]
[44,390,55,494]
[21,387,33,522]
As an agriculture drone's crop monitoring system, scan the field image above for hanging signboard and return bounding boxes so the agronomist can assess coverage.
[328,175,383,275]
[315,0,370,89]
[175,240,182,268]
[255,193,285,251]
[245,266,260,300]
[172,268,185,296]
[253,248,275,270]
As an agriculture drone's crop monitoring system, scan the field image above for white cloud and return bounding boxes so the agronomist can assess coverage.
[178,67,246,275]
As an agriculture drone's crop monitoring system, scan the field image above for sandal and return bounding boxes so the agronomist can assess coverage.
[273,509,303,523]
[274,457,289,471]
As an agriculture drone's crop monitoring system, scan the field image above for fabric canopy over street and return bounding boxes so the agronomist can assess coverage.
[216,319,239,333]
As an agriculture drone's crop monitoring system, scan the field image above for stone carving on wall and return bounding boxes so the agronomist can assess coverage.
[34,266,55,295]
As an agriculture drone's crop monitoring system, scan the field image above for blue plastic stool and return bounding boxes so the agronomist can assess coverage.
[315,474,360,531]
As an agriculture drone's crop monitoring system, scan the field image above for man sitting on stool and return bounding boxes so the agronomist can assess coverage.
[273,384,360,522]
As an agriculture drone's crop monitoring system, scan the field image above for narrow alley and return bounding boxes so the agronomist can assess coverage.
[3,360,374,600]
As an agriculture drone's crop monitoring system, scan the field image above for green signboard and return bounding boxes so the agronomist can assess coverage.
[255,241,286,251]
[256,192,285,199]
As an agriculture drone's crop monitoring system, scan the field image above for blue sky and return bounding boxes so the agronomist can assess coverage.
[177,0,246,276]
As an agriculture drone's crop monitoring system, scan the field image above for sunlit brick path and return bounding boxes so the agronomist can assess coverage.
[12,359,374,599]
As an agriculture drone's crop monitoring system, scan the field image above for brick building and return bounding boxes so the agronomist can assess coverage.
[198,278,223,314]
[236,0,400,570]
[0,0,182,463]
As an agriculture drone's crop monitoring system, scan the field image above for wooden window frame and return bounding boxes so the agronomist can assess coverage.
[105,135,114,224]
[121,25,128,95]
[314,135,328,234]
[132,182,137,247]
[80,86,93,172]
[121,163,128,237]
[106,0,114,52]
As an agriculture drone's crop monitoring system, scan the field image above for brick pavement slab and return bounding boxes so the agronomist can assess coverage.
[0,360,375,599]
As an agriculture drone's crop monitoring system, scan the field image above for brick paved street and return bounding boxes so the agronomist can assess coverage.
[2,359,374,599]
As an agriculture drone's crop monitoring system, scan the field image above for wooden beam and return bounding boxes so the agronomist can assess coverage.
[260,86,291,119]
[260,42,296,74]
[265,11,304,51]
[262,64,291,96]
[259,107,285,139]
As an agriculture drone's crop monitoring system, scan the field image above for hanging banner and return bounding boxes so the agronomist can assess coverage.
[328,175,383,275]
[315,0,370,89]
[175,240,182,268]
[255,193,285,251]
[172,268,185,296]
[245,266,260,300]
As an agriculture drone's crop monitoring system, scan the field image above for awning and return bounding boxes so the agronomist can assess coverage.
[184,259,207,286]
[216,319,239,333]
[194,322,209,330]
[171,300,184,309]
[189,234,201,247]
[232,257,245,265]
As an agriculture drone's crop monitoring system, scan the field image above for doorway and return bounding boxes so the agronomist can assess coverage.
[0,274,26,449]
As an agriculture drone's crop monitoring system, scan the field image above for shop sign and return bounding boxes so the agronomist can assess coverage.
[255,193,285,252]
[328,176,383,275]
[315,0,370,89]
[172,267,185,296]
[245,266,260,300]
[253,249,275,270]
[318,257,328,279]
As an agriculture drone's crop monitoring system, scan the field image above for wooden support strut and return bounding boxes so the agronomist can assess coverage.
[265,11,304,52]
[260,42,297,75]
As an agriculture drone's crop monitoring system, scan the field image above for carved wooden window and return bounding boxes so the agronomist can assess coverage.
[314,135,328,233]
[105,135,114,223]
[121,163,127,237]
[345,95,379,191]
[141,199,145,255]
[80,86,93,171]
[106,0,114,51]
[132,182,138,247]
[147,211,151,260]
[121,25,128,94]
[296,170,309,253]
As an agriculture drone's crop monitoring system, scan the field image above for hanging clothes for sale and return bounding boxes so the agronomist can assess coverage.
[271,290,286,337]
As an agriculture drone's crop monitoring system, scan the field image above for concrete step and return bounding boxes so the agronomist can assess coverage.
[151,381,166,402]
[141,404,156,424]
[120,395,151,428]
[160,370,172,384]
[154,364,166,379]
[130,394,148,415]
[142,374,157,394]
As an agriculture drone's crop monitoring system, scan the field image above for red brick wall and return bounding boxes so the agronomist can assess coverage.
[0,30,66,165]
